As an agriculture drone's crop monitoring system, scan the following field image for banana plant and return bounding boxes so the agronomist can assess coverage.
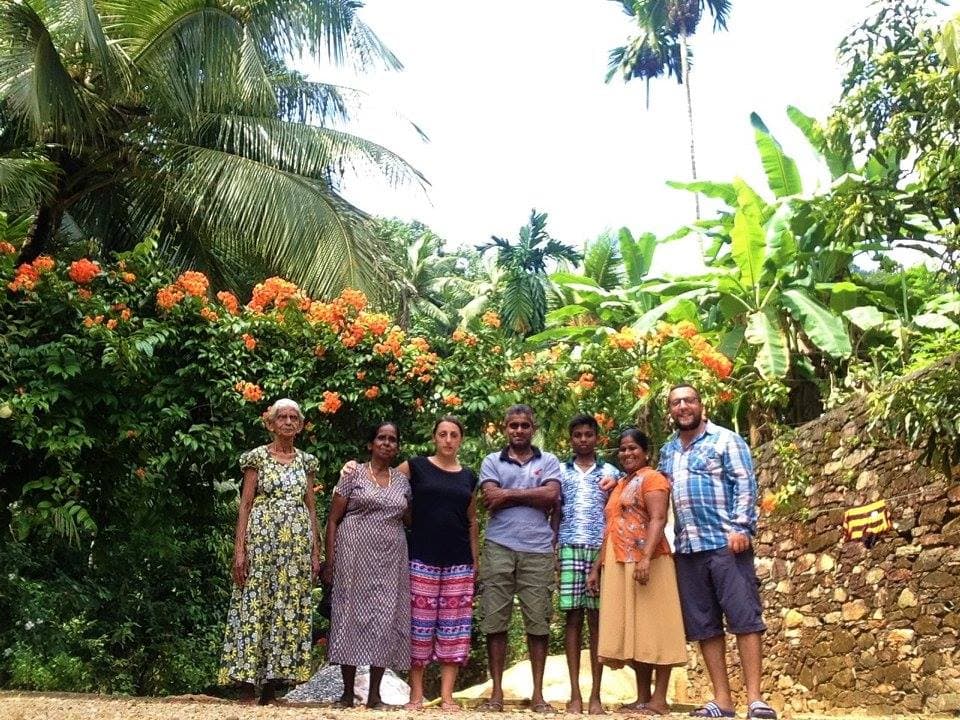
[635,111,861,380]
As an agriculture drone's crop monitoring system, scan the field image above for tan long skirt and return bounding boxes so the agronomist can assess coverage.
[597,543,688,667]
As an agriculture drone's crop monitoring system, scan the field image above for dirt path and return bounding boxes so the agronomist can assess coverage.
[0,692,950,720]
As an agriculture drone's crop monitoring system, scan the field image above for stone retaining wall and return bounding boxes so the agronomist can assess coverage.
[678,395,960,715]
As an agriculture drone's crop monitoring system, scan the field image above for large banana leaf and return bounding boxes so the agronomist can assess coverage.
[631,287,713,333]
[764,202,797,271]
[786,105,852,180]
[730,183,767,288]
[619,228,657,285]
[666,179,738,206]
[843,305,886,332]
[750,112,803,198]
[781,288,852,358]
[745,309,790,379]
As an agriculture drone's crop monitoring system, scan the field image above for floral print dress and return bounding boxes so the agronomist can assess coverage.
[219,445,318,685]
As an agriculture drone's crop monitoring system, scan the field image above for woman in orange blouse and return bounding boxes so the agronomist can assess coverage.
[587,428,687,715]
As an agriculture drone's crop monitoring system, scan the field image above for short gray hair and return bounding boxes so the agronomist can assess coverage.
[264,398,304,423]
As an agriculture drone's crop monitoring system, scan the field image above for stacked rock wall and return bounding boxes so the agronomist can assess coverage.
[679,395,960,714]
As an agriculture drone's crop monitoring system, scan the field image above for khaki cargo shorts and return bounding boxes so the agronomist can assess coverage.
[478,540,555,636]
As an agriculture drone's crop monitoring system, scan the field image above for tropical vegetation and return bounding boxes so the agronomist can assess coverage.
[2,0,960,699]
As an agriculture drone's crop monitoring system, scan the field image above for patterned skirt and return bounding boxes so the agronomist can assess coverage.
[409,560,475,667]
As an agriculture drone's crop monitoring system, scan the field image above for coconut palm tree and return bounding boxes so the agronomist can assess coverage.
[478,209,581,336]
[0,0,426,298]
[607,0,732,219]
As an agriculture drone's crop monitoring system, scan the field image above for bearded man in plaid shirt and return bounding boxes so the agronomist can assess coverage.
[658,384,777,720]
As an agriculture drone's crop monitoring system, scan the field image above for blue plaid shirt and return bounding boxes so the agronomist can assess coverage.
[658,421,758,554]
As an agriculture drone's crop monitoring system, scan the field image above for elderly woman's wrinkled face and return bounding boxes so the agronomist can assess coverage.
[369,423,399,463]
[270,407,303,438]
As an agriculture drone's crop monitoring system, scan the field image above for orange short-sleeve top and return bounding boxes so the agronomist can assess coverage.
[604,467,672,562]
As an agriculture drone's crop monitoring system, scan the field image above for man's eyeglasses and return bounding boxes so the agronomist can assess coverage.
[507,421,533,430]
[668,397,700,408]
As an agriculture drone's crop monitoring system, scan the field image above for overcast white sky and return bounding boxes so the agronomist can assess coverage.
[301,0,959,274]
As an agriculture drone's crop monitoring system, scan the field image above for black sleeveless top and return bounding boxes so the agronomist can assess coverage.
[408,455,477,567]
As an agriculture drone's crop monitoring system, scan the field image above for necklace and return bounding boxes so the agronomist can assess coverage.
[369,462,391,488]
[268,442,295,459]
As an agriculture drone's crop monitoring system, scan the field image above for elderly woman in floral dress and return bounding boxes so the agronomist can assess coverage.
[220,399,320,705]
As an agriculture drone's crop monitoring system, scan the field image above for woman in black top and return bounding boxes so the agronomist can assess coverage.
[338,415,478,709]
[400,416,478,710]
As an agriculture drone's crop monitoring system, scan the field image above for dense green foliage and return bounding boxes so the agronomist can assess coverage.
[4,0,960,701]
[0,238,746,693]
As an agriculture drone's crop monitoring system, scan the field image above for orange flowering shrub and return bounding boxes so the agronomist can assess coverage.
[482,311,502,328]
[248,276,303,312]
[452,328,479,347]
[217,290,240,315]
[364,386,380,399]
[8,263,40,292]
[607,327,638,350]
[339,288,367,312]
[68,258,101,284]
[156,285,185,311]
[0,241,16,254]
[32,256,56,273]
[234,381,263,402]
[320,390,342,414]
[493,319,742,451]
[176,271,209,298]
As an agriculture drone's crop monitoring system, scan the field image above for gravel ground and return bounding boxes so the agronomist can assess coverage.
[0,692,952,720]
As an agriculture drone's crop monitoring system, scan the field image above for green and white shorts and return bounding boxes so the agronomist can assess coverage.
[558,544,600,611]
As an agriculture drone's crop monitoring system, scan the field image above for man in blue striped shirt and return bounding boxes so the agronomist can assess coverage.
[658,384,776,720]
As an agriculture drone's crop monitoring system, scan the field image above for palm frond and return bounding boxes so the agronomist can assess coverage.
[0,1,117,147]
[158,140,390,297]
[249,0,401,72]
[238,23,279,116]
[60,0,134,96]
[0,154,59,210]
[272,76,429,141]
[190,113,428,189]
[584,232,624,289]
[123,2,246,120]
[271,70,352,124]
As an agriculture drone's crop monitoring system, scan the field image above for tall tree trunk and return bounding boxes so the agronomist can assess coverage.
[679,30,700,221]
[19,199,64,263]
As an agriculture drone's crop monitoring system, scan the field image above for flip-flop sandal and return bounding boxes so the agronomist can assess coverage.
[477,699,504,712]
[690,701,736,718]
[746,701,777,719]
[618,702,647,712]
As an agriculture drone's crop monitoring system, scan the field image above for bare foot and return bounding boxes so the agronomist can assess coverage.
[588,698,605,715]
[637,702,669,716]
[567,698,584,714]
